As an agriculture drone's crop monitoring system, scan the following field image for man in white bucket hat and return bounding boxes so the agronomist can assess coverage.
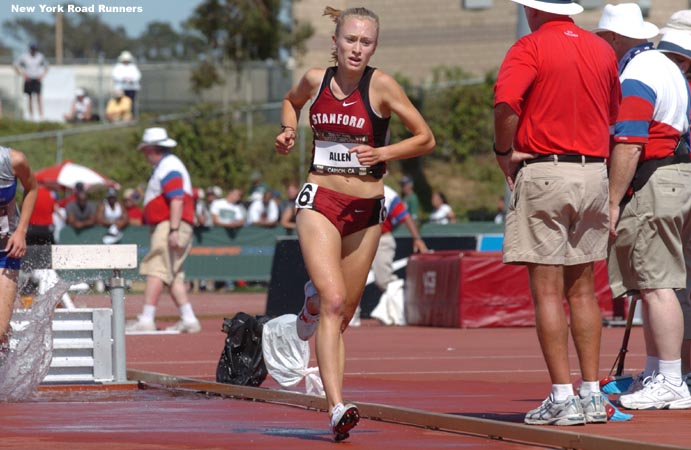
[494,0,621,426]
[658,13,691,390]
[596,4,691,411]
[127,127,201,334]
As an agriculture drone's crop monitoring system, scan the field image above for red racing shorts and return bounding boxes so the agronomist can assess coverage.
[295,183,385,237]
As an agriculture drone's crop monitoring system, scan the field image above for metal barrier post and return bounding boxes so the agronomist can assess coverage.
[109,269,127,383]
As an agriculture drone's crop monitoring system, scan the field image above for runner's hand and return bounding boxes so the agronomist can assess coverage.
[349,145,386,166]
[5,233,26,258]
[275,130,296,155]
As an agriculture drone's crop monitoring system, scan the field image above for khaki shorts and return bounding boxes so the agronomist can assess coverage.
[608,163,691,298]
[139,221,193,285]
[503,160,609,266]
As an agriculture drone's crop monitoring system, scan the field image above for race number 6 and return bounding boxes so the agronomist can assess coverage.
[296,183,317,209]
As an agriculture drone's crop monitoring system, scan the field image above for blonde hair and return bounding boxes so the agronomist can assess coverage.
[323,6,380,64]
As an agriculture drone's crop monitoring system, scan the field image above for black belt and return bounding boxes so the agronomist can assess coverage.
[524,154,606,165]
[647,154,690,168]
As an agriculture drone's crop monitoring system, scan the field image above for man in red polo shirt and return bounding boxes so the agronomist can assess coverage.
[27,185,55,245]
[493,0,621,426]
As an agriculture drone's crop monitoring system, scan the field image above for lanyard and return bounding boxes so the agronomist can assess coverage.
[619,42,654,75]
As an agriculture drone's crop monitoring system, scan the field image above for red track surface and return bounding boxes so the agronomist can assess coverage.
[2,291,691,449]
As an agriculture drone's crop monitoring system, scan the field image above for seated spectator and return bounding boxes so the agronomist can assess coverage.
[63,88,96,123]
[210,188,246,229]
[104,88,133,122]
[123,187,143,225]
[247,171,268,203]
[428,191,456,225]
[247,190,279,227]
[280,181,299,233]
[194,187,212,227]
[205,185,222,209]
[96,187,129,244]
[65,182,97,230]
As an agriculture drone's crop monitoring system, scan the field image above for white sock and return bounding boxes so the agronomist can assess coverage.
[140,305,156,322]
[180,303,197,322]
[644,356,659,377]
[551,384,574,402]
[659,359,683,386]
[579,381,600,396]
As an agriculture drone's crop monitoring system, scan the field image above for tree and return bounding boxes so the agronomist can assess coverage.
[132,22,206,62]
[423,67,495,162]
[185,0,313,93]
[2,6,131,60]
[3,19,55,56]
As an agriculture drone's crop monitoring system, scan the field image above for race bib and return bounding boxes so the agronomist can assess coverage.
[0,206,8,236]
[312,140,371,176]
[295,183,318,210]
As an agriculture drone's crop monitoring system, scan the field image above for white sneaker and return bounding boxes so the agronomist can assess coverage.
[330,403,360,442]
[524,394,585,426]
[619,373,691,410]
[579,392,607,424]
[126,318,156,332]
[296,280,319,341]
[166,319,202,333]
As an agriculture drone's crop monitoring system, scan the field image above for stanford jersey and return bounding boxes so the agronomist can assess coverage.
[309,66,390,179]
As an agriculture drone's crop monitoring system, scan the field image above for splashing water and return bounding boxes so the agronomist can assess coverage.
[0,279,71,401]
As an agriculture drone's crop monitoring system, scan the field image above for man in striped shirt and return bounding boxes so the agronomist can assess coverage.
[597,3,691,410]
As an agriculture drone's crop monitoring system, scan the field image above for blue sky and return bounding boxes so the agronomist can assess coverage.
[4,0,204,37]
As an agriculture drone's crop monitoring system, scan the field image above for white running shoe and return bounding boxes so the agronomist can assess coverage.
[166,319,202,333]
[579,392,607,424]
[125,317,156,332]
[618,373,691,410]
[296,280,319,341]
[524,394,586,426]
[330,403,360,442]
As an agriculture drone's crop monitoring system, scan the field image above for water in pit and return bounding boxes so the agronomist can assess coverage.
[0,279,71,401]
